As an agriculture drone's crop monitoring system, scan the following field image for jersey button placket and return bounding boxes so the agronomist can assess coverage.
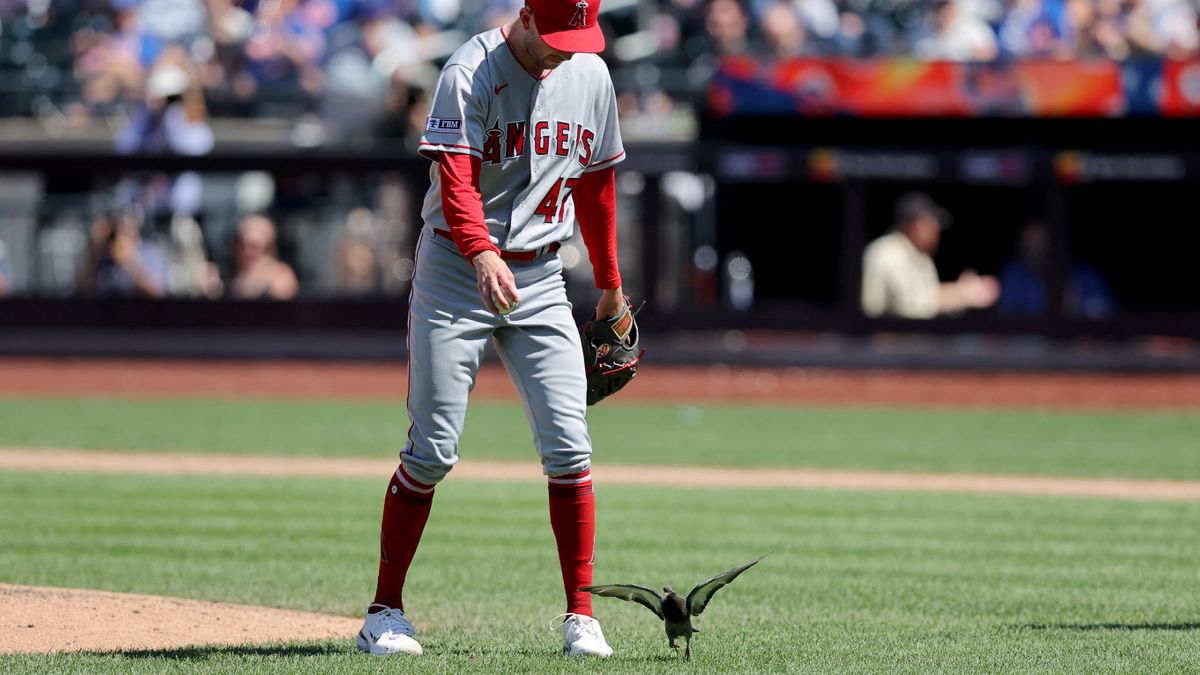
[521,86,538,213]
[531,85,541,172]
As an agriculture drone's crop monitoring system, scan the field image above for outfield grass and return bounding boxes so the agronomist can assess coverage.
[1,398,1199,478]
[2,470,1199,673]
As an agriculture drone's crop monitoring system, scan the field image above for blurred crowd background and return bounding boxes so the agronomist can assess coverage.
[0,0,1195,322]
[4,0,1198,134]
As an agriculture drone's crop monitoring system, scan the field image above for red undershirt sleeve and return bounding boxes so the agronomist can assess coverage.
[574,166,621,289]
[438,151,501,263]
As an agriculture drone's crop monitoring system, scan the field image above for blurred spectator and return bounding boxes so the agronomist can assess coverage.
[240,0,330,98]
[72,2,148,116]
[794,0,841,44]
[1126,0,1199,57]
[1059,0,1115,57]
[998,220,1116,319]
[166,215,224,298]
[705,0,753,55]
[115,54,214,156]
[206,0,256,49]
[8,0,1200,134]
[1085,0,1136,58]
[915,0,999,60]
[139,0,207,46]
[759,1,812,56]
[76,211,169,298]
[114,51,214,218]
[229,214,298,300]
[334,208,381,294]
[832,9,871,56]
[372,71,433,146]
[861,192,1000,318]
[996,0,1069,58]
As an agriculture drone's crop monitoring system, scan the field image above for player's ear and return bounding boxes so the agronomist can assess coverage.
[519,5,533,29]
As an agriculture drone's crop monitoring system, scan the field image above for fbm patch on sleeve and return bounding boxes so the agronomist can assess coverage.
[426,117,463,133]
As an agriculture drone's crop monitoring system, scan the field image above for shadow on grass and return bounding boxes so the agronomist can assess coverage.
[84,642,682,663]
[435,647,681,662]
[1021,623,1200,631]
[80,642,349,660]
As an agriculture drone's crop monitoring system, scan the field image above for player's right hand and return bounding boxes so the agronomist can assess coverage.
[473,249,519,314]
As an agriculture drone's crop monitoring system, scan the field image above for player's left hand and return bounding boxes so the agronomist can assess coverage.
[580,290,643,406]
[473,249,519,314]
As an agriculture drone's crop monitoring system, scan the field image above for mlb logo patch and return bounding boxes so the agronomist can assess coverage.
[426,117,462,133]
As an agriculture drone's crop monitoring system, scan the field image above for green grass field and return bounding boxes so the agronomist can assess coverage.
[2,472,1198,673]
[1,397,1199,477]
[2,397,1199,672]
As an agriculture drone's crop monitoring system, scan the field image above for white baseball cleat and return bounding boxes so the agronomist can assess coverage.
[559,613,614,657]
[357,603,423,655]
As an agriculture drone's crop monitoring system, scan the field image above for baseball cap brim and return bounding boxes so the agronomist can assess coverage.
[537,21,605,54]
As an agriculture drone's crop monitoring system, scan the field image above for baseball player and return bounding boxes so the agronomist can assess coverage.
[357,0,626,658]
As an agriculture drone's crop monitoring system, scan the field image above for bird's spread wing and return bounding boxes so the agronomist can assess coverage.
[686,555,767,616]
[581,584,664,620]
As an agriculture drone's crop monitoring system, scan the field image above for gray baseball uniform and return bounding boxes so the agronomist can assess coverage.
[401,26,624,486]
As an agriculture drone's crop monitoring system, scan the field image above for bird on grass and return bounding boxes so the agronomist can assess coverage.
[582,555,766,659]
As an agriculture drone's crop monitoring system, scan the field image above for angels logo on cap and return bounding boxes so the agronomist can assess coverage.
[569,0,588,27]
[529,0,605,53]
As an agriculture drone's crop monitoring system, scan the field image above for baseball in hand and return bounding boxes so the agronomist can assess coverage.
[493,293,518,315]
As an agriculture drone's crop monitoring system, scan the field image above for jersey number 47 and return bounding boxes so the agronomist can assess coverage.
[534,177,579,224]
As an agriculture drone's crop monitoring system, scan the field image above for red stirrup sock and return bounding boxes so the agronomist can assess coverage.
[548,470,596,616]
[372,463,435,611]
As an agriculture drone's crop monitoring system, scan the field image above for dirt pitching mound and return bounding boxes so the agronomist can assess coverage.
[0,584,359,654]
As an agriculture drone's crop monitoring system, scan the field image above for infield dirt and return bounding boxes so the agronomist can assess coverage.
[3,448,1200,501]
[0,584,359,654]
[5,358,1200,409]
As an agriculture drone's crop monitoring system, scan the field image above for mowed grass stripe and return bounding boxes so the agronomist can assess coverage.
[0,398,1198,479]
[2,471,1199,673]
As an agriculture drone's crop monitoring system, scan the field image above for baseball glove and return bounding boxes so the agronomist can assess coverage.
[581,299,644,406]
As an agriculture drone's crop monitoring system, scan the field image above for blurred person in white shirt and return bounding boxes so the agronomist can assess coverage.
[862,192,999,319]
[915,0,999,60]
[1127,0,1199,57]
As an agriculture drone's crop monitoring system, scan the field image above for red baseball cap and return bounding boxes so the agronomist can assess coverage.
[527,0,605,54]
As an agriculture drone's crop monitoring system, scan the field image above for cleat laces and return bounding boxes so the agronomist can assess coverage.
[368,604,416,637]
